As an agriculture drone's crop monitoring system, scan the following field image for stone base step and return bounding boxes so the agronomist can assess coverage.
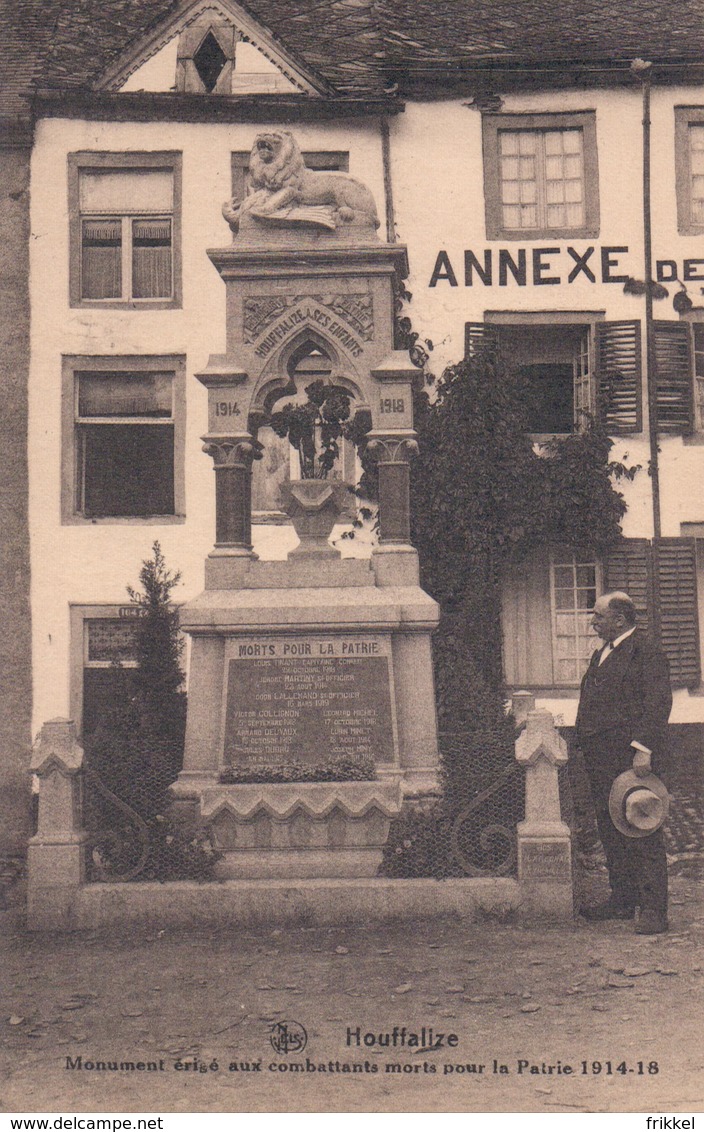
[31,877,524,931]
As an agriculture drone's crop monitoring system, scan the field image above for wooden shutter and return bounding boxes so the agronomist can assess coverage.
[595,320,642,433]
[465,322,499,362]
[603,538,651,634]
[605,537,701,687]
[657,537,701,687]
[652,321,693,433]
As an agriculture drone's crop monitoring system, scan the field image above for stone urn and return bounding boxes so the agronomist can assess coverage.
[281,479,350,559]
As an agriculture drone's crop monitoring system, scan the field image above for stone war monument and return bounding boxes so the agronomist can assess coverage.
[172,131,441,879]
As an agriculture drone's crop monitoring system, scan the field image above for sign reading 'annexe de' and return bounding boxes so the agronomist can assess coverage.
[428,245,704,287]
[223,635,396,766]
[253,303,364,359]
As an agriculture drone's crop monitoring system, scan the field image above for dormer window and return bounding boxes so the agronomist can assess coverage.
[176,20,235,94]
[193,31,228,93]
[97,0,321,97]
[173,17,300,95]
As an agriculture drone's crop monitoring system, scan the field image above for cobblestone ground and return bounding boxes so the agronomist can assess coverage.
[0,857,702,1115]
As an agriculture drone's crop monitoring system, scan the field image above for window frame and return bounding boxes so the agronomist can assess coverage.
[69,604,142,738]
[61,354,187,525]
[674,106,704,235]
[549,551,603,687]
[68,152,182,310]
[70,603,187,737]
[500,545,603,690]
[483,309,606,439]
[682,316,704,439]
[482,111,600,241]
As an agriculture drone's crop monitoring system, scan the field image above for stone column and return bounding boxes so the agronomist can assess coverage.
[202,436,260,553]
[195,360,257,558]
[514,707,573,920]
[367,435,418,545]
[27,719,88,930]
[172,634,226,805]
[511,690,536,728]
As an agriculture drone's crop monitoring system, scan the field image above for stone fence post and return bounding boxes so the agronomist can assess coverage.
[513,696,573,920]
[27,719,88,930]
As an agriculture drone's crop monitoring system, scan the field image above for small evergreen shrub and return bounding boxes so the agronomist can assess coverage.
[85,543,219,881]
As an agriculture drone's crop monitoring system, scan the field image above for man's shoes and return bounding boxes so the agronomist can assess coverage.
[634,909,668,935]
[580,899,636,922]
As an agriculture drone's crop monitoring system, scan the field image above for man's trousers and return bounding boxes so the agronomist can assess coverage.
[579,730,668,916]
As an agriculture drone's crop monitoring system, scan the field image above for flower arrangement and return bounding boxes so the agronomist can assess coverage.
[269,379,353,479]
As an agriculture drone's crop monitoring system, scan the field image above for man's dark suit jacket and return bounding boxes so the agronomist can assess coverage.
[575,630,673,769]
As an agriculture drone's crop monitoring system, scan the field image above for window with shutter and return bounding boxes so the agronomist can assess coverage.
[464,321,499,361]
[594,320,642,434]
[603,538,651,634]
[652,321,694,434]
[657,538,701,688]
[501,547,601,687]
[466,319,594,433]
[604,537,701,688]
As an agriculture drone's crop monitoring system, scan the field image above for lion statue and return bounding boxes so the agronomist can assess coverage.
[223,131,380,234]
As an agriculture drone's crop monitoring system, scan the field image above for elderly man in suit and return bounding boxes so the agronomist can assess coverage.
[575,590,672,934]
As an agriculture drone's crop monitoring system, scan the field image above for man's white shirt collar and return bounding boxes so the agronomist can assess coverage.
[598,625,636,663]
[610,626,636,650]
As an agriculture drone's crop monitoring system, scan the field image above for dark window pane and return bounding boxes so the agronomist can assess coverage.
[82,667,135,738]
[80,424,175,517]
[520,363,574,432]
[576,565,597,587]
[193,30,227,92]
[82,220,121,299]
[132,219,172,298]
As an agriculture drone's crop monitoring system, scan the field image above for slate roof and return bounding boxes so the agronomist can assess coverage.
[377,0,704,71]
[4,0,704,124]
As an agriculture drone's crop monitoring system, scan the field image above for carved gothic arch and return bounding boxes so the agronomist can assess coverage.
[249,328,367,425]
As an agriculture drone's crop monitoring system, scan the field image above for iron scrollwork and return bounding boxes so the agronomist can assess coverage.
[84,766,151,882]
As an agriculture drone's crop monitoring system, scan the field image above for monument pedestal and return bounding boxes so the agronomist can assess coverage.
[202,780,403,879]
[174,550,440,878]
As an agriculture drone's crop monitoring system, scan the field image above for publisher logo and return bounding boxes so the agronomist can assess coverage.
[269,1020,308,1055]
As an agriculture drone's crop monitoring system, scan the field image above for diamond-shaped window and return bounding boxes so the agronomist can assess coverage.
[194,31,228,92]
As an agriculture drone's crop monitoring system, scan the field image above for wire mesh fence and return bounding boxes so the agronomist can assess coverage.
[81,724,528,883]
[380,731,524,879]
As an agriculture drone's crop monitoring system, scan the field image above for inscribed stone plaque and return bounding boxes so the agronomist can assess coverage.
[520,841,572,880]
[223,634,396,765]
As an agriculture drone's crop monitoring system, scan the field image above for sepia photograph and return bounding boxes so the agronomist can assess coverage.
[0,0,703,1116]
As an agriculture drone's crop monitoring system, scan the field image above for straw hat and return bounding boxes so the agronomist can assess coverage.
[608,769,670,838]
